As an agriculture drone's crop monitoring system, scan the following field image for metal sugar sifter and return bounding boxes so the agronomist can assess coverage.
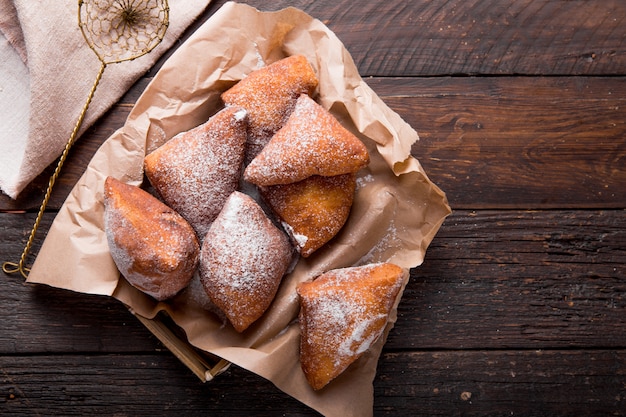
[3,0,170,278]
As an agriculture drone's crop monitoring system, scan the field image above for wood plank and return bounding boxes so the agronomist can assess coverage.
[201,0,626,77]
[1,3,623,417]
[2,0,625,210]
[1,354,314,416]
[2,210,624,353]
[2,0,626,210]
[1,350,624,416]
[374,76,626,209]
[2,76,623,212]
[376,349,626,417]
[388,209,626,350]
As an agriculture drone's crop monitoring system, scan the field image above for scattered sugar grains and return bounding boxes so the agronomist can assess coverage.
[361,216,400,264]
[300,265,399,358]
[252,42,266,69]
[355,173,375,190]
[199,192,293,332]
[312,291,387,366]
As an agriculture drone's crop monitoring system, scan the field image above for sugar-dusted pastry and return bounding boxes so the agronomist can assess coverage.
[244,94,370,186]
[297,263,405,390]
[221,54,319,162]
[260,173,356,257]
[103,176,200,301]
[199,191,293,332]
[144,106,248,238]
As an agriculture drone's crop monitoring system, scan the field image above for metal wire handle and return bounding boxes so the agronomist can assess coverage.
[3,0,169,278]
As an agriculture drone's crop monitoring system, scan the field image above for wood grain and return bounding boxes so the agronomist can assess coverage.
[1,350,624,416]
[199,0,626,76]
[2,76,623,211]
[376,349,626,417]
[389,209,626,350]
[3,0,626,209]
[373,76,626,209]
[1,1,624,415]
[2,210,623,353]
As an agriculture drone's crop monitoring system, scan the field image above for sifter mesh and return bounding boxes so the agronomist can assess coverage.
[3,0,169,278]
[79,0,169,64]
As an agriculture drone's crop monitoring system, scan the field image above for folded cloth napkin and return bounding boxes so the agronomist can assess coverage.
[0,0,213,199]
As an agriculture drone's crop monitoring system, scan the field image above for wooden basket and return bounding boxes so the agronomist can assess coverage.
[133,311,231,382]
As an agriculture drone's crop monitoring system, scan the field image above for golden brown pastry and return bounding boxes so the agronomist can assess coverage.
[260,173,356,257]
[243,94,370,186]
[144,106,248,238]
[103,176,200,301]
[221,54,319,162]
[199,191,293,332]
[297,263,405,390]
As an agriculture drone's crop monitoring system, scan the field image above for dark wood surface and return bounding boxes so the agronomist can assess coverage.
[2,0,625,415]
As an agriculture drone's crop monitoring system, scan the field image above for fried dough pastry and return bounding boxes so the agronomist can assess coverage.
[297,263,405,390]
[260,173,356,257]
[244,94,369,186]
[144,106,248,238]
[221,54,319,162]
[199,191,293,332]
[103,176,200,301]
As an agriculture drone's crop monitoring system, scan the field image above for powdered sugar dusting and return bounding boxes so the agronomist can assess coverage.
[360,216,403,265]
[234,108,247,121]
[305,290,388,368]
[337,312,387,359]
[199,191,293,332]
[144,107,247,239]
[244,94,369,186]
[221,55,319,163]
[297,263,404,389]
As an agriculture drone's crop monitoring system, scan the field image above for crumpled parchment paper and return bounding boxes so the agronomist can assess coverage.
[27,3,451,416]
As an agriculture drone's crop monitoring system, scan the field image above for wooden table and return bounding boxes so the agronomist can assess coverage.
[2,1,625,415]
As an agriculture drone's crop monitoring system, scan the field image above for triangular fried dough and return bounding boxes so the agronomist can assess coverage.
[260,173,356,257]
[199,191,293,332]
[244,94,369,186]
[297,263,405,390]
[103,177,200,301]
[144,106,248,239]
[221,54,319,163]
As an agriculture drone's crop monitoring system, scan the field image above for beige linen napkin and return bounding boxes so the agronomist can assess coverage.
[0,0,213,199]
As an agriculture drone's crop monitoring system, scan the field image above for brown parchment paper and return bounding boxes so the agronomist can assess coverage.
[27,2,451,416]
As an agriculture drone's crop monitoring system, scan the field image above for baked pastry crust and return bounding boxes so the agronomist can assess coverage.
[221,54,319,163]
[297,263,405,390]
[103,176,200,301]
[144,106,248,239]
[199,191,293,332]
[244,94,369,186]
[260,173,356,257]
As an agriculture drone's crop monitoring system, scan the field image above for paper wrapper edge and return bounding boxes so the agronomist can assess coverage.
[27,2,451,417]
